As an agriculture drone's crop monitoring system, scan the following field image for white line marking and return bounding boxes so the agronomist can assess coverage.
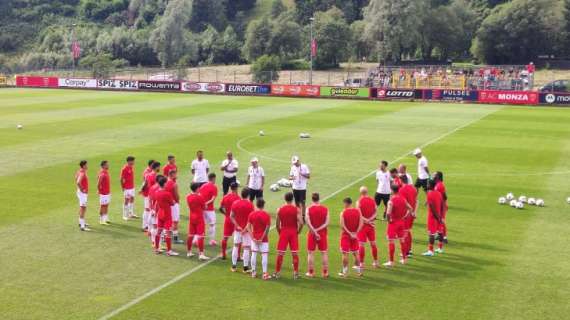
[236,134,290,164]
[98,108,499,320]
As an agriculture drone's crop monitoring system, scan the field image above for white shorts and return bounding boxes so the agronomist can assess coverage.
[123,189,135,199]
[99,194,111,205]
[204,210,216,225]
[147,212,157,226]
[76,190,88,207]
[233,231,251,246]
[171,203,180,222]
[144,197,150,210]
[251,241,269,253]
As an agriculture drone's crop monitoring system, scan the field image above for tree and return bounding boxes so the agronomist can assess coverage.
[218,26,243,64]
[313,7,351,68]
[269,13,303,60]
[243,17,273,62]
[79,53,127,78]
[350,20,372,61]
[271,0,287,18]
[149,0,193,66]
[565,0,570,54]
[251,54,281,83]
[190,0,227,32]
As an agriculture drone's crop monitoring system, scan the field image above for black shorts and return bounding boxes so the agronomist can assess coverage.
[293,189,307,205]
[415,178,428,191]
[249,189,264,201]
[375,193,390,208]
[195,182,207,189]
[222,176,237,195]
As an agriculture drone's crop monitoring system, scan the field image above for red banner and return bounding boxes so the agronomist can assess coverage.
[478,90,538,105]
[311,39,317,57]
[271,85,320,97]
[16,76,59,88]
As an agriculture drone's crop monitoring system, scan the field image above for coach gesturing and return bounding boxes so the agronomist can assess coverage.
[220,151,238,195]
[290,156,310,215]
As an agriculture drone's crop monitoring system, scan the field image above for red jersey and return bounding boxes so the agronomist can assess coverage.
[389,194,408,222]
[392,176,403,187]
[199,182,218,211]
[164,178,179,203]
[358,196,376,220]
[307,204,328,230]
[142,171,157,197]
[341,208,361,234]
[277,204,299,230]
[76,169,88,193]
[155,189,174,220]
[427,190,443,220]
[435,181,447,201]
[186,193,206,220]
[149,184,160,211]
[120,165,134,189]
[231,199,254,229]
[162,163,177,176]
[400,184,418,210]
[220,192,240,216]
[98,169,110,195]
[248,210,271,242]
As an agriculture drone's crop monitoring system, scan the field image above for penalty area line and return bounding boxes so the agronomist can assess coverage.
[98,108,498,320]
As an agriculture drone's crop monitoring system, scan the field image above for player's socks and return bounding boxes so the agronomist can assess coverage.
[79,218,86,229]
[122,205,128,220]
[275,254,284,273]
[231,246,239,265]
[388,242,395,263]
[407,232,413,255]
[358,246,365,265]
[371,244,378,262]
[221,238,228,258]
[165,236,172,252]
[238,243,243,261]
[187,235,194,251]
[428,243,434,252]
[250,251,257,274]
[292,253,299,273]
[243,247,251,268]
[154,233,161,250]
[208,225,216,243]
[261,253,268,273]
[198,237,205,253]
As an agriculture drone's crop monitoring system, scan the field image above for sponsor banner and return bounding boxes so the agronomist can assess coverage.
[58,78,97,88]
[540,92,570,105]
[371,88,420,99]
[97,79,138,90]
[138,80,181,91]
[479,90,538,105]
[181,82,225,93]
[320,86,369,98]
[16,76,58,88]
[225,84,271,95]
[432,89,478,101]
[271,85,320,97]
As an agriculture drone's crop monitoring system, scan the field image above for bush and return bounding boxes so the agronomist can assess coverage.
[280,59,310,70]
[79,53,127,78]
[251,55,280,83]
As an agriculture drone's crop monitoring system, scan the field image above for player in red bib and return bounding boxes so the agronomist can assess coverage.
[219,182,241,259]
[153,176,178,256]
[186,182,210,260]
[384,184,412,267]
[423,180,445,256]
[230,188,255,272]
[199,173,219,246]
[140,160,159,231]
[305,193,330,278]
[274,192,303,279]
[97,160,111,225]
[390,168,403,187]
[76,160,90,231]
[162,154,177,177]
[165,169,183,244]
[434,171,448,244]
[120,156,136,221]
[247,199,271,280]
[399,174,418,257]
[357,186,379,268]
[339,197,363,277]
[148,177,162,247]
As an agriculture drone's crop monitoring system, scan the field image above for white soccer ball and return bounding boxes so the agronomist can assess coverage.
[270,184,280,192]
[498,197,507,204]
[259,130,265,136]
[516,201,524,209]
[509,200,517,207]
[567,197,570,204]
[518,196,527,203]
[528,198,536,205]
[299,132,311,139]
[536,199,545,207]
[506,193,514,201]
[277,178,292,188]
[17,124,23,130]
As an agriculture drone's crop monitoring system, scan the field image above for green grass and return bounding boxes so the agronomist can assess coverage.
[0,88,569,320]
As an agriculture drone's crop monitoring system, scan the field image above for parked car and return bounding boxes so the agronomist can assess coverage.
[539,80,570,93]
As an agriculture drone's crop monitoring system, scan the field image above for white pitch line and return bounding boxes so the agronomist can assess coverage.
[98,108,499,320]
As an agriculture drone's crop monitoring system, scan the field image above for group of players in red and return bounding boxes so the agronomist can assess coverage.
[74,150,448,280]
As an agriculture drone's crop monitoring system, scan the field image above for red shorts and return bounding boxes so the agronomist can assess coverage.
[223,216,234,237]
[340,233,359,253]
[157,217,172,230]
[357,224,376,243]
[188,217,205,236]
[404,215,415,230]
[307,230,328,252]
[277,228,299,252]
[427,216,442,235]
[386,220,406,240]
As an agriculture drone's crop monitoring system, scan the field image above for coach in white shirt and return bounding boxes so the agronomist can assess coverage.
[191,150,210,187]
[220,151,239,195]
[246,157,265,201]
[290,156,310,214]
[375,160,391,219]
[413,148,430,192]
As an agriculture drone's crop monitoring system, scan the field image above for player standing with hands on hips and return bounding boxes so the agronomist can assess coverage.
[290,156,310,215]
[220,151,239,195]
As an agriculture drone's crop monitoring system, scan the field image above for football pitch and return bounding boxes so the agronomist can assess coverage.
[1,88,570,320]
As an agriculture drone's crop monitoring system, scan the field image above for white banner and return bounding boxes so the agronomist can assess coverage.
[97,79,139,90]
[58,78,98,88]
[181,82,225,93]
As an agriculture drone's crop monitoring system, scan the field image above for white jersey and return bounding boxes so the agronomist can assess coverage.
[290,164,310,190]
[403,173,413,185]
[375,170,391,194]
[221,159,238,178]
[247,166,265,190]
[191,159,210,183]
[417,156,429,180]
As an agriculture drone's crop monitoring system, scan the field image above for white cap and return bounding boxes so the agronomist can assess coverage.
[413,148,422,156]
[291,156,299,164]
[251,157,259,163]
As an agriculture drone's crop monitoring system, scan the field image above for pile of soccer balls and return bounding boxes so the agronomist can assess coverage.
[498,193,544,210]
[270,178,292,192]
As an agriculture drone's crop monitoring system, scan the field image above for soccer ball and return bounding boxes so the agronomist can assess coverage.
[516,201,524,209]
[528,198,536,205]
[509,200,517,207]
[299,132,311,139]
[506,193,514,201]
[536,199,545,207]
[567,197,570,204]
[518,196,527,203]
[277,178,292,188]
[17,124,23,130]
[270,184,280,192]
[498,197,506,205]
[259,130,265,136]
